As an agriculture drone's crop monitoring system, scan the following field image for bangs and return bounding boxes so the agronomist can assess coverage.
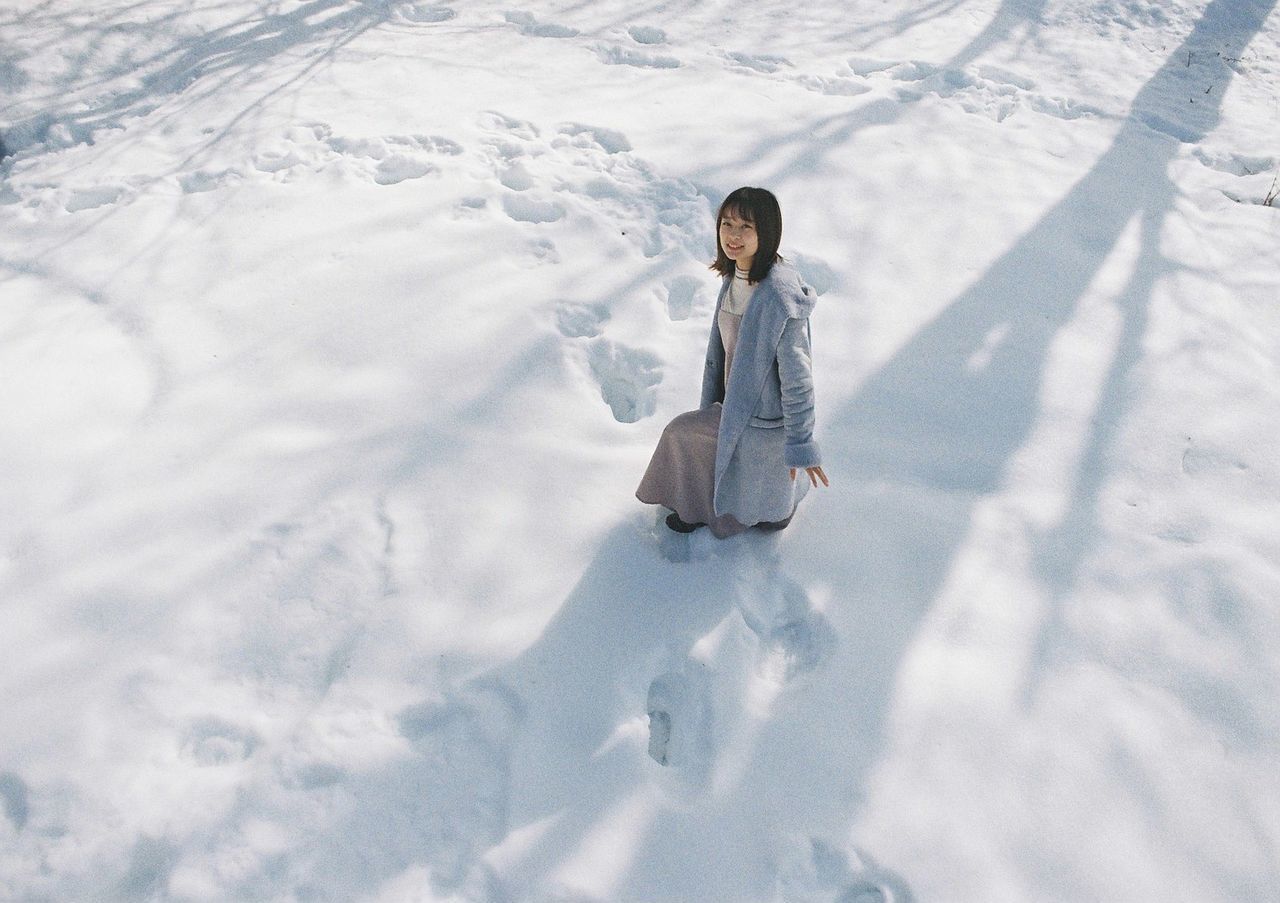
[720,202,755,223]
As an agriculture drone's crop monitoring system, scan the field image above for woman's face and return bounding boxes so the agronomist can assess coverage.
[719,209,758,269]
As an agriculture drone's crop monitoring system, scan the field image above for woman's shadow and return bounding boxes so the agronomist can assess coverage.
[304,515,910,902]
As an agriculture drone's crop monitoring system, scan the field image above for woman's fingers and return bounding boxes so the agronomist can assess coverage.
[790,467,829,486]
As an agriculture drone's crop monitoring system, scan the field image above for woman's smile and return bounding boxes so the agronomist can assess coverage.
[719,212,759,269]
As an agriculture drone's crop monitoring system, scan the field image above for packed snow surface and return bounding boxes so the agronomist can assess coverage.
[2,0,1279,900]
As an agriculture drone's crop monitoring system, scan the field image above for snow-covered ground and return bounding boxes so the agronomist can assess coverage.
[2,0,1279,899]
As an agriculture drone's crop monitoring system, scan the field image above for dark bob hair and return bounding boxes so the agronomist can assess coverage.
[711,186,783,284]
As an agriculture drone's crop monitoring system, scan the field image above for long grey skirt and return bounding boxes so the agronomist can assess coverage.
[635,403,750,538]
[636,403,805,538]
[637,300,807,537]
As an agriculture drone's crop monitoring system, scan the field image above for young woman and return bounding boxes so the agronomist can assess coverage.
[636,186,828,537]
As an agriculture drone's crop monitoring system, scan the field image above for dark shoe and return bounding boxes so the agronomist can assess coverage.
[665,512,704,533]
[756,514,794,532]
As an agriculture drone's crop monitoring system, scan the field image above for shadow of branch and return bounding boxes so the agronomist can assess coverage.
[1,0,393,158]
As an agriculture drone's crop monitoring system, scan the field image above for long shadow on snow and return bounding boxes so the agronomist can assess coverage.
[289,522,757,899]
[585,0,1280,895]
[686,0,1047,232]
[751,0,1275,849]
[1020,0,1279,761]
[0,0,390,158]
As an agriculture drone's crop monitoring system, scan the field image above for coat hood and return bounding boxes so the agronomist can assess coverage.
[761,260,817,319]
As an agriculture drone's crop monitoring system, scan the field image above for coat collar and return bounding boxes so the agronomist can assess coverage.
[719,261,816,320]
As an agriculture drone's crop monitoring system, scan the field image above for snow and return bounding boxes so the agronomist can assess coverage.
[2,0,1279,900]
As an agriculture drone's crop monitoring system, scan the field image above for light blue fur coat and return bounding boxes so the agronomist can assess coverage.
[699,260,821,524]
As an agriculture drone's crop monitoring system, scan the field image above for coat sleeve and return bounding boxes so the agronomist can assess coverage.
[776,316,821,469]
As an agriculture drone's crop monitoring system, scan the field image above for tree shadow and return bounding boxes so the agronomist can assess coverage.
[0,0,394,158]
[355,516,917,902]
[777,0,1275,868]
[271,522,783,900]
[1019,0,1278,711]
[687,0,1051,207]
[832,0,974,50]
[808,0,1274,699]
[280,4,1280,898]
[947,0,1047,69]
[673,0,1274,891]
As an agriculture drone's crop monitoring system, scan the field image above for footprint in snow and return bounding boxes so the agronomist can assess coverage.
[645,667,712,783]
[846,56,899,76]
[1025,94,1107,121]
[976,63,1036,91]
[480,108,710,260]
[797,74,873,97]
[1192,148,1276,177]
[587,339,663,423]
[395,2,456,22]
[557,122,632,154]
[396,680,523,890]
[725,51,793,73]
[733,549,835,683]
[233,500,393,696]
[595,44,680,69]
[715,51,871,98]
[0,771,30,831]
[895,66,1023,121]
[478,111,541,179]
[502,193,565,223]
[203,125,462,189]
[253,148,308,173]
[777,837,916,903]
[479,110,541,142]
[886,59,938,82]
[555,301,610,338]
[856,57,1104,125]
[1181,439,1251,477]
[420,135,464,155]
[179,169,239,194]
[627,25,667,45]
[499,160,535,190]
[525,237,559,264]
[64,184,125,212]
[1195,153,1280,205]
[117,835,180,900]
[504,10,579,38]
[663,274,702,321]
[374,154,437,185]
[758,611,836,684]
[180,718,259,767]
[453,195,488,217]
[325,132,452,185]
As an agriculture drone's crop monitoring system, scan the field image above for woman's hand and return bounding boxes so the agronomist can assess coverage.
[790,466,829,487]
